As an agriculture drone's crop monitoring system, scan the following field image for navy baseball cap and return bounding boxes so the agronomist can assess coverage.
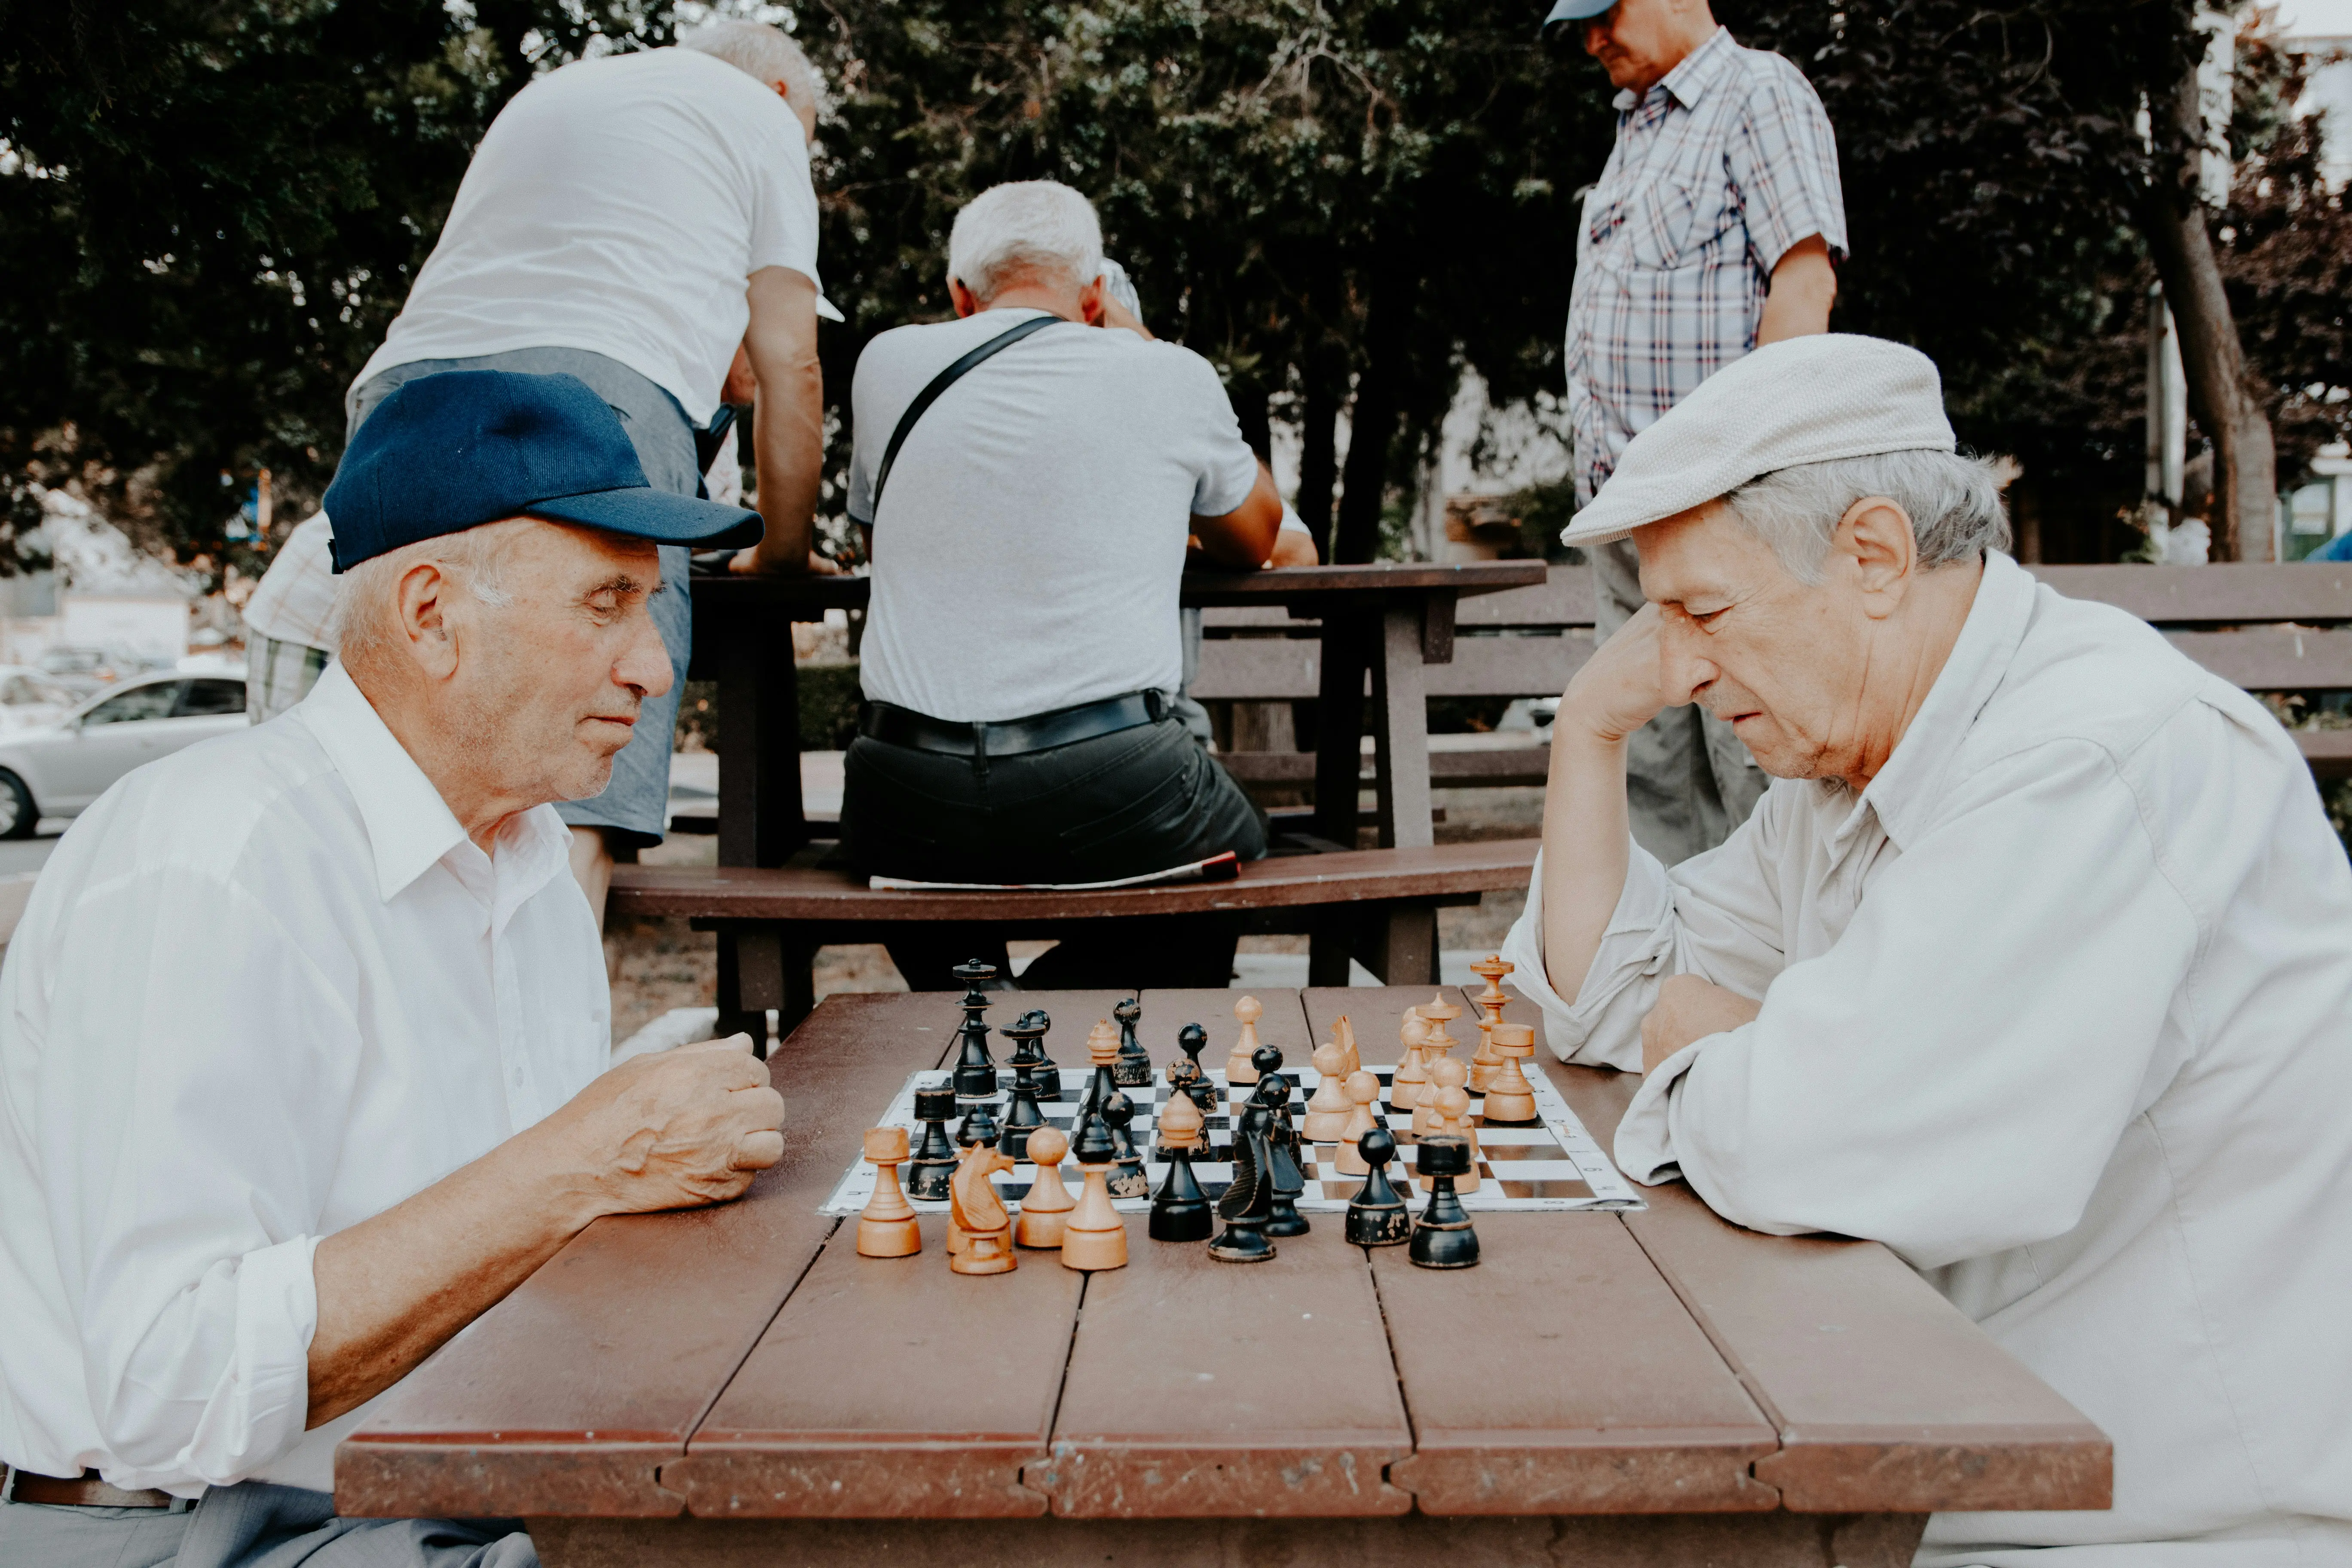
[1541,0,1615,33]
[322,369,763,572]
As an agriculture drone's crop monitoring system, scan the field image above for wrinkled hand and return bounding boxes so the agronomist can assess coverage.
[1639,974,1761,1074]
[1559,603,1703,746]
[548,1035,785,1212]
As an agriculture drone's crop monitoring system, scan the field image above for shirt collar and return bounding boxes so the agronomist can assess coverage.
[293,662,570,906]
[1619,25,1735,113]
[1831,551,2038,854]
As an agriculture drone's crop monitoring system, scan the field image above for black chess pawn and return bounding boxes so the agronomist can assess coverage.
[1004,1008,1061,1099]
[1112,997,1153,1088]
[1100,1092,1151,1199]
[950,959,998,1099]
[1209,1109,1277,1263]
[1001,1060,1044,1162]
[906,1085,959,1201]
[1249,1042,1285,1093]
[1255,1082,1310,1238]
[956,1097,1001,1152]
[1148,1108,1214,1244]
[1175,1023,1217,1113]
[1344,1127,1412,1246]
[1408,1135,1480,1269]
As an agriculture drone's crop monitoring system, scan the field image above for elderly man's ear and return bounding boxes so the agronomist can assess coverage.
[1834,496,1917,619]
[394,562,464,681]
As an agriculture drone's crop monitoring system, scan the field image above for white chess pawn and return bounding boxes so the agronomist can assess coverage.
[1302,1040,1352,1142]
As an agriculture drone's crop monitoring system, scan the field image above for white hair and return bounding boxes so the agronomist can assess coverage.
[330,524,521,670]
[948,181,1104,303]
[1719,449,2014,586]
[676,20,824,117]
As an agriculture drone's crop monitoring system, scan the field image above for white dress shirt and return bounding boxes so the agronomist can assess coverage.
[0,663,609,1497]
[1504,552,2352,1563]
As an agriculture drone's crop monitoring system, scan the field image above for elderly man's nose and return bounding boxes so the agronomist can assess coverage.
[619,613,674,700]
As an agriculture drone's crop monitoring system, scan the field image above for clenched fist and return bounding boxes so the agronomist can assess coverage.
[549,1034,787,1213]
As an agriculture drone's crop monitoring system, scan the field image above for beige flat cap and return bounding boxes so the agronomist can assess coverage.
[1561,334,1957,548]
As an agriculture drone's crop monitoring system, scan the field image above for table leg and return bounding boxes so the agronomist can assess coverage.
[715,606,806,870]
[711,925,817,1059]
[1371,605,1433,851]
[1363,905,1439,985]
[531,1511,1928,1568]
[1312,610,1372,848]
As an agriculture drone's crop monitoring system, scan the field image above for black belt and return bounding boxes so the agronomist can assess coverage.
[1,1464,192,1511]
[861,691,1167,758]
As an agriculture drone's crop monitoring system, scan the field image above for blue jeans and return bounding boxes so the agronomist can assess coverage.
[349,347,697,846]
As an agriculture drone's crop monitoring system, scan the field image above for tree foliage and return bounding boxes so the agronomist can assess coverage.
[1,0,2342,575]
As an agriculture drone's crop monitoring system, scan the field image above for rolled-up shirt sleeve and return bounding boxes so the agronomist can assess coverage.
[35,864,360,1487]
[1618,741,2197,1270]
[1726,58,1848,271]
[1501,780,1799,1073]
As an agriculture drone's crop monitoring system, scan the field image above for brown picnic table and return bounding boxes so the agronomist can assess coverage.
[339,986,2109,1566]
[686,559,1548,861]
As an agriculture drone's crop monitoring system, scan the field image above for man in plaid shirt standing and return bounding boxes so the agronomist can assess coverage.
[1549,0,1846,864]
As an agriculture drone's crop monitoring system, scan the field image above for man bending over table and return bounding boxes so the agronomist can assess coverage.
[0,371,786,1567]
[1505,334,2352,1564]
[839,179,1286,991]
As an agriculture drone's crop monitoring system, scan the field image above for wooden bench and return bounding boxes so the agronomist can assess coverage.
[609,564,1549,1040]
[1197,560,2352,791]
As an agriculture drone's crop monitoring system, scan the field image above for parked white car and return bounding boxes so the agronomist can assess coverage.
[0,666,87,734]
[0,671,248,838]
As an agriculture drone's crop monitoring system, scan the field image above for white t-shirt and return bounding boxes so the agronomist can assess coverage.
[354,49,821,424]
[849,310,1260,723]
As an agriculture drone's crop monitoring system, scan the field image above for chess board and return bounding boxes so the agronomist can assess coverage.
[820,1063,1645,1217]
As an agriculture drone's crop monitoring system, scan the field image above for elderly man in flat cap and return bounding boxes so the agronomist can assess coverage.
[0,371,786,1567]
[1506,334,2352,1563]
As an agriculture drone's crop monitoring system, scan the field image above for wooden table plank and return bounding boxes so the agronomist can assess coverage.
[337,992,965,1519]
[1304,986,1779,1516]
[1029,989,1411,1518]
[1623,1187,2112,1514]
[668,1216,1081,1519]
[1033,1224,1415,1518]
[1374,1215,1779,1516]
[1481,976,2113,1514]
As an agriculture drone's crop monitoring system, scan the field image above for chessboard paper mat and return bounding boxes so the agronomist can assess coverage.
[821,1064,1645,1216]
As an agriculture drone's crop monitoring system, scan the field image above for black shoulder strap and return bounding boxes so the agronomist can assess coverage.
[867,312,1064,522]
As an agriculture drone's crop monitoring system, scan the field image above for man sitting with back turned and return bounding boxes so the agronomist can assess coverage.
[0,371,787,1568]
[839,179,1285,992]
[1504,334,2352,1562]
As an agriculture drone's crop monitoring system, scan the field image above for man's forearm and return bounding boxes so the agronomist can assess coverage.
[306,1125,601,1428]
[1756,235,1836,346]
[747,356,824,570]
[1538,728,1634,1008]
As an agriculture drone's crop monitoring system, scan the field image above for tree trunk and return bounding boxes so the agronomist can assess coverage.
[1296,355,1341,561]
[1333,263,1416,564]
[2138,27,2277,562]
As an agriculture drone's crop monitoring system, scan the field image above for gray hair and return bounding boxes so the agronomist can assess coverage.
[948,181,1104,303]
[330,525,521,670]
[676,20,824,117]
[1720,449,2013,585]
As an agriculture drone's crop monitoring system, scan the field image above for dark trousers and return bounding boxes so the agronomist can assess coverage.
[841,716,1268,992]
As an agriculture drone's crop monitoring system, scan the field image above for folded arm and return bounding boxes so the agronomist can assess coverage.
[1625,741,2196,1265]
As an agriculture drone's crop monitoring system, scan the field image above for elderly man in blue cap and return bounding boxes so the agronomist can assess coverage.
[0,371,786,1567]
[1546,0,1846,865]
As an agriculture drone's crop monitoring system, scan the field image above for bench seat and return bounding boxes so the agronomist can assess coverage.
[609,842,1539,1044]
[610,840,1536,924]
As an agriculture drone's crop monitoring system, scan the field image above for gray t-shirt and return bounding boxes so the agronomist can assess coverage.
[848,309,1259,723]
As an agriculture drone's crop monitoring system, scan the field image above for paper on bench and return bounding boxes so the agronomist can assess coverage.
[867,850,1240,893]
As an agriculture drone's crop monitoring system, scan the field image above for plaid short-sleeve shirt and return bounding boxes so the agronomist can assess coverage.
[1566,28,1847,502]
